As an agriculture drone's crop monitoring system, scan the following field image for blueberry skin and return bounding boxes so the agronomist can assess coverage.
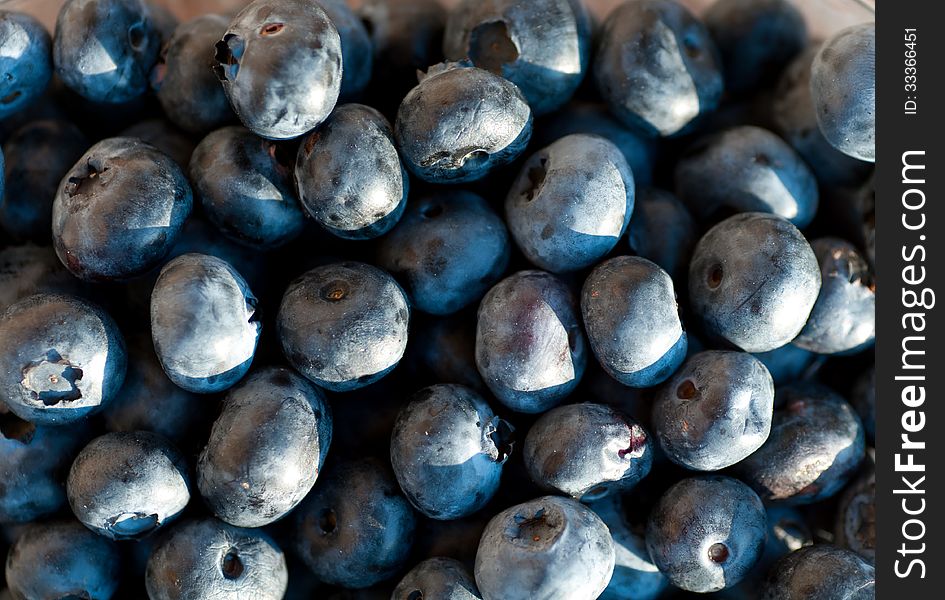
[295,457,417,589]
[653,350,774,471]
[278,262,410,392]
[475,270,586,413]
[836,468,875,564]
[753,343,816,386]
[52,137,193,281]
[317,0,373,102]
[395,63,533,183]
[507,134,634,273]
[0,11,51,120]
[377,191,510,315]
[391,384,513,520]
[213,0,342,140]
[735,384,865,504]
[0,293,126,425]
[198,367,332,528]
[53,0,163,104]
[443,0,591,115]
[594,0,723,137]
[120,118,195,168]
[794,238,875,355]
[646,475,766,592]
[0,119,87,243]
[5,520,120,600]
[151,15,233,134]
[145,517,288,600]
[627,188,697,282]
[150,253,261,394]
[474,495,615,600]
[296,104,408,240]
[688,212,821,353]
[190,126,305,248]
[760,545,875,600]
[524,403,652,500]
[393,557,482,600]
[811,23,875,162]
[675,126,819,228]
[852,366,875,444]
[582,256,687,388]
[704,0,807,94]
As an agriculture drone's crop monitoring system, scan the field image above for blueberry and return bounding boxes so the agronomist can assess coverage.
[145,517,289,600]
[296,104,408,240]
[151,14,233,133]
[594,0,723,137]
[295,457,416,589]
[395,63,532,183]
[735,384,865,503]
[377,191,510,314]
[474,495,615,600]
[278,261,409,391]
[0,245,81,313]
[197,367,332,528]
[0,11,52,120]
[753,343,817,386]
[675,126,819,227]
[475,270,586,413]
[190,126,305,248]
[759,506,813,567]
[524,403,652,500]
[851,365,875,444]
[810,23,875,162]
[393,557,482,600]
[0,119,87,243]
[5,520,120,600]
[835,467,875,564]
[627,188,697,282]
[760,545,875,599]
[793,237,875,354]
[646,475,766,592]
[150,253,261,394]
[214,0,342,140]
[54,0,164,104]
[507,134,634,273]
[582,256,687,388]
[391,384,513,519]
[52,137,193,281]
[317,0,374,102]
[0,293,126,425]
[688,212,821,353]
[119,118,196,168]
[443,0,591,115]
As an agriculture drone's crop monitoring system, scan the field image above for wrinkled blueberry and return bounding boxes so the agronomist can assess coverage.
[627,188,697,282]
[393,557,482,600]
[760,545,874,599]
[0,11,52,120]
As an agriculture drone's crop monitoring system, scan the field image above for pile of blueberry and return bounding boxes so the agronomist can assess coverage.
[0,0,876,598]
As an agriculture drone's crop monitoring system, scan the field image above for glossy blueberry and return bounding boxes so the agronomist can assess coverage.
[278,261,409,392]
[120,118,195,168]
[476,270,586,413]
[627,188,697,282]
[753,343,816,386]
[524,403,652,500]
[0,245,80,313]
[675,126,819,227]
[735,384,865,503]
[506,134,634,273]
[151,14,233,133]
[146,517,288,600]
[475,495,615,600]
[295,104,407,240]
[443,0,590,115]
[852,365,875,444]
[654,350,773,471]
[54,0,164,104]
[377,191,510,315]
[760,545,875,600]
[582,256,687,388]
[0,11,51,120]
[150,253,261,394]
[190,126,305,248]
[811,23,875,162]
[393,557,482,600]
[5,520,120,600]
[688,212,821,353]
[317,0,373,101]
[295,457,416,589]
[214,0,342,140]
[704,0,807,94]
[646,475,766,592]
[198,367,332,528]
[594,0,723,137]
[0,293,126,425]
[0,119,87,242]
[395,63,532,183]
[52,137,193,281]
